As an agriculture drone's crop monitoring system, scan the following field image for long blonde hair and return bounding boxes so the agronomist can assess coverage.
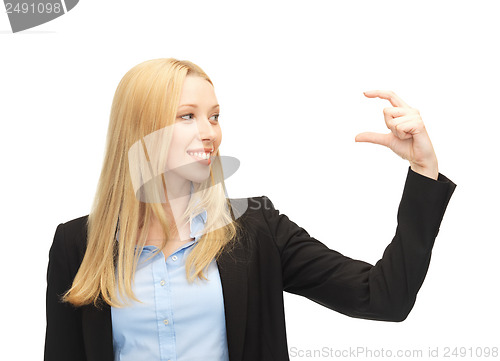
[63,58,242,308]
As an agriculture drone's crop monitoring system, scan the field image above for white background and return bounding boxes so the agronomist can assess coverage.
[1,1,499,360]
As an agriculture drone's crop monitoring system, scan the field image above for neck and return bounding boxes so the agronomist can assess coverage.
[144,175,193,244]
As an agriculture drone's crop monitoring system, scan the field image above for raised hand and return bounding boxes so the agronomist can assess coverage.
[355,90,439,180]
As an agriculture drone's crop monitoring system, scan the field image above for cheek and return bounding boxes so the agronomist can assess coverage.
[215,128,222,149]
[166,138,187,165]
[169,126,193,151]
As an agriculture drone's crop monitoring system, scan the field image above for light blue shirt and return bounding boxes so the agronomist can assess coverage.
[111,185,229,361]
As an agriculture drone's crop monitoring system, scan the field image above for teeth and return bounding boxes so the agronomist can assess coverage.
[188,151,212,159]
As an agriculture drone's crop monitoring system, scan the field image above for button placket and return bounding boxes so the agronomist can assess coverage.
[152,251,175,358]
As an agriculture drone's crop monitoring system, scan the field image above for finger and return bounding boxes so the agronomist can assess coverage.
[387,114,420,139]
[385,113,415,131]
[355,131,392,148]
[394,118,425,140]
[383,106,418,120]
[384,108,411,138]
[363,90,411,108]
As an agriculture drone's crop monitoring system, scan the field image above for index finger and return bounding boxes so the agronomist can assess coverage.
[363,90,411,108]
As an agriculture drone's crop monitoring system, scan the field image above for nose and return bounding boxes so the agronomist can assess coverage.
[196,117,218,143]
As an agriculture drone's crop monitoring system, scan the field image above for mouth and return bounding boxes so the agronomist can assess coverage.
[187,149,214,165]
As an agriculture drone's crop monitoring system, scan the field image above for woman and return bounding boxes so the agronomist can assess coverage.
[44,58,456,361]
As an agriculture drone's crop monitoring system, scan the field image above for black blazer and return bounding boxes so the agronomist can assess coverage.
[44,167,456,361]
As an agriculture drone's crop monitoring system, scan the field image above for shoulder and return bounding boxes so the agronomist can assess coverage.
[62,215,89,241]
[223,196,283,260]
[60,215,89,249]
[227,195,278,224]
[227,195,287,245]
[50,215,89,271]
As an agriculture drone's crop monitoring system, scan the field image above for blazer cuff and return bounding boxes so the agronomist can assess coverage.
[398,166,457,238]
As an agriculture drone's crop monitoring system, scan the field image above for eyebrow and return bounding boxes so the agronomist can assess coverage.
[178,104,220,109]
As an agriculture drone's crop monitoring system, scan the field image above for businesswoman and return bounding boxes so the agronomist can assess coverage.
[44,58,456,361]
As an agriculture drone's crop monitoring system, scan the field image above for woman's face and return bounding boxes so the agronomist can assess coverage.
[165,75,222,186]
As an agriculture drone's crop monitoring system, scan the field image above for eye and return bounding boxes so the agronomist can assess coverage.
[178,113,194,121]
[210,114,220,122]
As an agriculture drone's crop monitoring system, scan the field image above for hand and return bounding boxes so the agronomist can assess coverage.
[355,90,439,180]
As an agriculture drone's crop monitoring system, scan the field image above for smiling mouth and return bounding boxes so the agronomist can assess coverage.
[187,150,213,160]
[186,150,215,166]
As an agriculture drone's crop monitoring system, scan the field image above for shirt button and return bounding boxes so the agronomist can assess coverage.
[164,319,169,325]
[171,255,178,261]
[160,280,165,286]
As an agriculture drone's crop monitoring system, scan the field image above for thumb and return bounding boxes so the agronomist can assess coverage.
[355,132,392,147]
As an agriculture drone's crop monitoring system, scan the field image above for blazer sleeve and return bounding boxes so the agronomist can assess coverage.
[44,223,87,361]
[262,166,457,322]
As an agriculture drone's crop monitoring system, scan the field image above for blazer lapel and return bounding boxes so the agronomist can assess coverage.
[217,240,249,361]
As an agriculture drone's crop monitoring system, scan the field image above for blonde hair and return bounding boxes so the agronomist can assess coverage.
[63,58,242,307]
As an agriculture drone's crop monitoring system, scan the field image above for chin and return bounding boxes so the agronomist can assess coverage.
[187,171,212,185]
